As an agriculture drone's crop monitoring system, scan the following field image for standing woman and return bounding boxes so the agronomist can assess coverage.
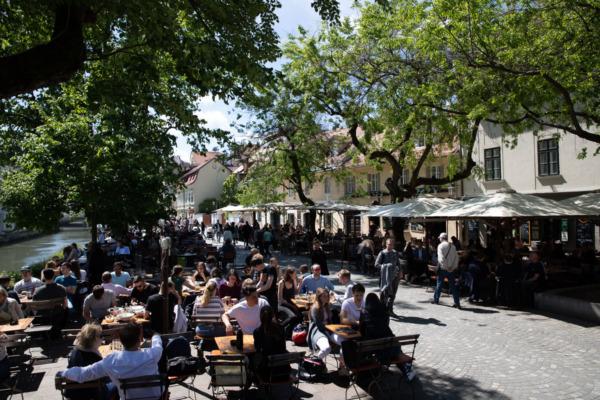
[360,239,375,275]
[311,240,329,275]
[308,287,339,361]
[278,267,302,338]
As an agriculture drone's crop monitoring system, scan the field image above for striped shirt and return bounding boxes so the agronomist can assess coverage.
[192,296,225,319]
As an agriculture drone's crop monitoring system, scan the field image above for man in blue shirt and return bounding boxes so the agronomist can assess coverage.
[111,262,132,287]
[300,264,334,294]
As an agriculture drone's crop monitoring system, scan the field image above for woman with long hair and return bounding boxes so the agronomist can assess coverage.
[192,262,209,283]
[308,287,340,361]
[278,267,302,338]
[193,281,225,337]
[170,265,194,297]
[253,306,290,381]
[218,269,241,299]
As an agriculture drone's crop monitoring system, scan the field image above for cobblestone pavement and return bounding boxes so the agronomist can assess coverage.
[21,238,600,400]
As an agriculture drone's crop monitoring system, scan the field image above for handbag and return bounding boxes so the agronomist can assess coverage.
[298,356,326,381]
[167,356,205,376]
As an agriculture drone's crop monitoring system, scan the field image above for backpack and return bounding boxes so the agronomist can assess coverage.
[292,324,307,345]
[298,356,326,381]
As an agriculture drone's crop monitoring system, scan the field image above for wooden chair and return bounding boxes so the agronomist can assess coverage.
[222,251,236,269]
[119,374,168,400]
[257,351,305,400]
[341,337,389,400]
[4,334,31,358]
[24,298,65,340]
[206,354,248,399]
[379,334,419,393]
[55,372,104,400]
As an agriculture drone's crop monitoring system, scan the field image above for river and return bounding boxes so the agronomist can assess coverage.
[0,226,91,272]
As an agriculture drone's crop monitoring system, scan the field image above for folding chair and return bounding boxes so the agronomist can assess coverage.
[206,354,248,399]
[341,338,388,400]
[24,298,65,340]
[55,372,104,400]
[257,351,305,400]
[119,374,168,400]
[379,334,419,395]
[222,251,236,270]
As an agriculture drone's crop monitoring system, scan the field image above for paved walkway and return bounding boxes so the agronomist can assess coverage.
[22,238,600,399]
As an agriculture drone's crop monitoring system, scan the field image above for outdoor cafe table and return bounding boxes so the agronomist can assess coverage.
[214,335,256,355]
[101,316,149,327]
[0,318,34,333]
[325,324,361,340]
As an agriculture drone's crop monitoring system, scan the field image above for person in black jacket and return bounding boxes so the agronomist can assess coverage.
[253,306,290,382]
[311,240,329,275]
[359,293,415,381]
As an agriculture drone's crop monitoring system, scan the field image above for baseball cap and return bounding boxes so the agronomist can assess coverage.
[438,232,448,239]
[20,265,32,272]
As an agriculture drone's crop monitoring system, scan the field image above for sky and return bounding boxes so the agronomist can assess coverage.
[173,0,359,162]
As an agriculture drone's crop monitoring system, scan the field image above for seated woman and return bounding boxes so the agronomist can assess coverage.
[209,268,226,287]
[218,269,241,300]
[359,293,415,381]
[170,265,195,297]
[307,288,341,362]
[0,287,23,323]
[193,281,226,338]
[253,306,290,382]
[66,324,116,399]
[193,262,209,283]
[278,267,303,338]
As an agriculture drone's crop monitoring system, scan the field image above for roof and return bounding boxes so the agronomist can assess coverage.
[190,151,222,166]
[181,160,212,186]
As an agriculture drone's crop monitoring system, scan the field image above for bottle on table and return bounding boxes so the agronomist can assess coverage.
[236,328,243,350]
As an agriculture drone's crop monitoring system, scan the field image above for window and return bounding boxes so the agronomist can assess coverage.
[323,177,331,195]
[187,190,194,204]
[369,173,379,192]
[415,134,426,147]
[400,169,410,186]
[484,147,501,180]
[346,176,355,194]
[430,165,443,179]
[538,139,559,176]
[288,187,294,198]
[304,182,311,196]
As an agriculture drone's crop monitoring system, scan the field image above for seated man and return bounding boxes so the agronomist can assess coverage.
[131,276,159,306]
[114,241,131,256]
[111,262,132,288]
[144,282,181,334]
[83,286,117,322]
[32,268,68,337]
[54,262,78,309]
[60,322,163,400]
[334,269,355,303]
[222,284,268,334]
[412,240,430,283]
[14,265,42,295]
[521,251,546,307]
[0,275,20,304]
[340,283,366,326]
[220,238,236,256]
[299,264,334,294]
[101,272,133,297]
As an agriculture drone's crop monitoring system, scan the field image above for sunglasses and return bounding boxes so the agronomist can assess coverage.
[314,268,321,271]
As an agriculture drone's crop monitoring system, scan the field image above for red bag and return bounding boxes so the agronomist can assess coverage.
[292,330,307,345]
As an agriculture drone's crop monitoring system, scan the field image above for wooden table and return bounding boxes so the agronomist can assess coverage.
[291,298,313,309]
[0,318,34,333]
[101,316,149,327]
[19,297,33,304]
[326,324,361,339]
[214,335,256,355]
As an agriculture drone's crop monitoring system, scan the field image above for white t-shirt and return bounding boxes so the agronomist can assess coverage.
[226,298,268,334]
[14,277,42,293]
[341,297,365,323]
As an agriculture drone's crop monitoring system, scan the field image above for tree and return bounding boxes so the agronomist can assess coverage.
[220,174,240,206]
[0,0,370,100]
[0,76,183,241]
[423,0,600,150]
[282,0,485,241]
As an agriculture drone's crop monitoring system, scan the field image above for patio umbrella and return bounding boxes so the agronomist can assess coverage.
[559,192,600,216]
[213,204,248,213]
[427,189,593,219]
[357,196,459,218]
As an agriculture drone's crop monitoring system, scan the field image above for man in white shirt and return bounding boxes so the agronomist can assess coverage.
[14,265,42,294]
[340,283,366,326]
[222,284,268,334]
[111,262,132,287]
[432,232,461,309]
[335,269,355,303]
[101,272,132,296]
[60,322,163,400]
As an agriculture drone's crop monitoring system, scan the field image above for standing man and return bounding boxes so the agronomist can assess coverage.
[375,238,403,316]
[432,233,461,309]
